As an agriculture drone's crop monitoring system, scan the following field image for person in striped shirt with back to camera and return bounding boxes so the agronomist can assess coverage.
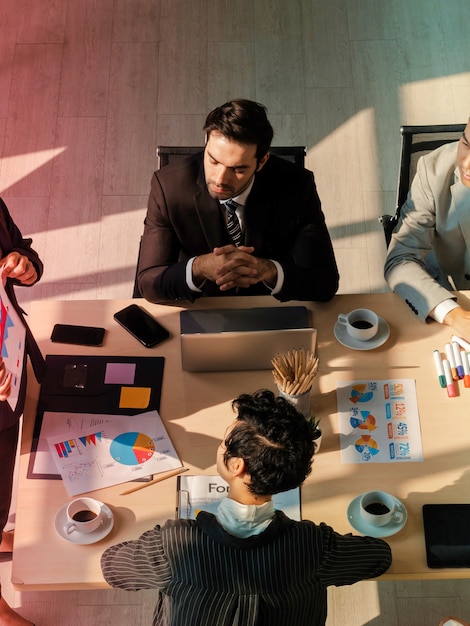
[101,388,391,626]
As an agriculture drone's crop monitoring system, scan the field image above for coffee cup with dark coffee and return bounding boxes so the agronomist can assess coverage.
[337,308,379,342]
[359,490,404,527]
[64,497,104,535]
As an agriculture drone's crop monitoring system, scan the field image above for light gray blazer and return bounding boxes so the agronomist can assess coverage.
[384,141,470,321]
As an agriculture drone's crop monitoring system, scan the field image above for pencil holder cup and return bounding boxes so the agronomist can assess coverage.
[277,385,312,419]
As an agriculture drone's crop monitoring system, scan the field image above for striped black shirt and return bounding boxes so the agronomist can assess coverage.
[101,510,392,626]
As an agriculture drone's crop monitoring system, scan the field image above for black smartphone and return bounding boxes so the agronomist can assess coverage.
[113,304,170,348]
[50,324,105,346]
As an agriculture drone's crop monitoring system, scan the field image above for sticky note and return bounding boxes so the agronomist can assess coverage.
[105,362,136,385]
[119,386,151,409]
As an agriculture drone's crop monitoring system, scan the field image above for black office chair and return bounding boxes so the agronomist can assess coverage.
[133,146,307,297]
[156,145,306,169]
[379,124,465,248]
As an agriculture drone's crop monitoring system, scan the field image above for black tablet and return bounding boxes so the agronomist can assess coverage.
[423,504,470,568]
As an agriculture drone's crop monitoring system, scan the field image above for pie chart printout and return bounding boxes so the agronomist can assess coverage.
[109,432,155,465]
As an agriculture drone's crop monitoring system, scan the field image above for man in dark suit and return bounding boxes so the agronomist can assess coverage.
[136,99,339,303]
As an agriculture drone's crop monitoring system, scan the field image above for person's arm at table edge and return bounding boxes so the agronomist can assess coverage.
[0,198,43,284]
[317,523,392,586]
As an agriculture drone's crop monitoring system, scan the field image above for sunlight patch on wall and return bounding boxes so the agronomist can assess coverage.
[307,108,380,226]
[0,147,67,193]
[400,75,470,125]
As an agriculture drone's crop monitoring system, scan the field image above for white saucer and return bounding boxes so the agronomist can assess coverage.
[334,316,390,351]
[54,501,114,545]
[347,494,407,538]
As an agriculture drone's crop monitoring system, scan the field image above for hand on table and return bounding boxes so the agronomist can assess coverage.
[443,306,470,342]
[192,245,277,292]
[1,251,37,285]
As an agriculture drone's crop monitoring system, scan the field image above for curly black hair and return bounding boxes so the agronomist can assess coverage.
[223,389,315,496]
[203,99,274,163]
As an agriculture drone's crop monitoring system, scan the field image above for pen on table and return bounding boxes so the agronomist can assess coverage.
[442,359,456,398]
[461,347,470,388]
[120,467,188,495]
[451,341,465,379]
[444,342,459,381]
[433,350,447,388]
[451,334,470,352]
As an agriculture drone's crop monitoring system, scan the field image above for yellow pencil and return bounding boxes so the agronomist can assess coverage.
[119,467,188,495]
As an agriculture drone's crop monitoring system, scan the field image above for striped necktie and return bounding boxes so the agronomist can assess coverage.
[225,199,243,247]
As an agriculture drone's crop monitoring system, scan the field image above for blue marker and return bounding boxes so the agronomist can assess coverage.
[433,350,446,388]
[452,341,465,379]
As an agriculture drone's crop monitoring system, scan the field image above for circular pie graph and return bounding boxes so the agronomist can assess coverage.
[109,432,155,465]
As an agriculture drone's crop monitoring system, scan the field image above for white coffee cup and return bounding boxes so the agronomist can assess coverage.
[64,497,104,535]
[359,490,404,527]
[337,308,379,342]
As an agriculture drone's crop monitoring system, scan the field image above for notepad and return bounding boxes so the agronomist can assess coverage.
[176,475,301,521]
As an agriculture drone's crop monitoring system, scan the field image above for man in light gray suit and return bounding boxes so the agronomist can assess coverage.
[385,120,470,341]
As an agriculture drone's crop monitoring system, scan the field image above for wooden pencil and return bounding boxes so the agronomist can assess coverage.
[119,467,188,495]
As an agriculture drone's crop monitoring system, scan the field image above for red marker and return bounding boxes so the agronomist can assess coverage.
[442,359,456,398]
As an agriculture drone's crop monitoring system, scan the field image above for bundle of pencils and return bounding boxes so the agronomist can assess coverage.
[271,348,319,395]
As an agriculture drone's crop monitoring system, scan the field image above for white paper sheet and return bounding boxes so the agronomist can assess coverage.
[46,410,182,495]
[337,379,423,464]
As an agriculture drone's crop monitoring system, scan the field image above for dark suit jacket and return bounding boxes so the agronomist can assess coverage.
[137,153,339,303]
[0,198,45,428]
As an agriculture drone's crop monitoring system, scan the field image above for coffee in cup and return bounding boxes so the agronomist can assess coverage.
[359,490,403,527]
[337,308,379,342]
[64,497,104,535]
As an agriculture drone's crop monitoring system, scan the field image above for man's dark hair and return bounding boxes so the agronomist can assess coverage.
[203,99,274,161]
[223,389,315,496]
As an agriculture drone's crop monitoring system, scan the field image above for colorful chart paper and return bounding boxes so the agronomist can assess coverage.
[337,379,423,464]
[0,277,26,410]
[46,410,182,495]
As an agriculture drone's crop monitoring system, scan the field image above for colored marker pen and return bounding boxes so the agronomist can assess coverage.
[462,349,470,388]
[433,350,446,388]
[452,341,465,379]
[445,342,459,381]
[451,335,470,352]
[442,359,456,398]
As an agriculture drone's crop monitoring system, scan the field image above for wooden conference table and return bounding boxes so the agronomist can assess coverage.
[12,291,470,589]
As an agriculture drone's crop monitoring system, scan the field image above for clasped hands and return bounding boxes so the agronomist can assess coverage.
[193,245,277,292]
[0,251,37,286]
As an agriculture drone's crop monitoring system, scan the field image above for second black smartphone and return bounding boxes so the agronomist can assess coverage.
[113,304,170,348]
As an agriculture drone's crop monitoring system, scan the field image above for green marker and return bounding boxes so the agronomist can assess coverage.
[433,349,446,389]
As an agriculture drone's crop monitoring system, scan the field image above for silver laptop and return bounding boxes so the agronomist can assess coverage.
[180,306,316,372]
